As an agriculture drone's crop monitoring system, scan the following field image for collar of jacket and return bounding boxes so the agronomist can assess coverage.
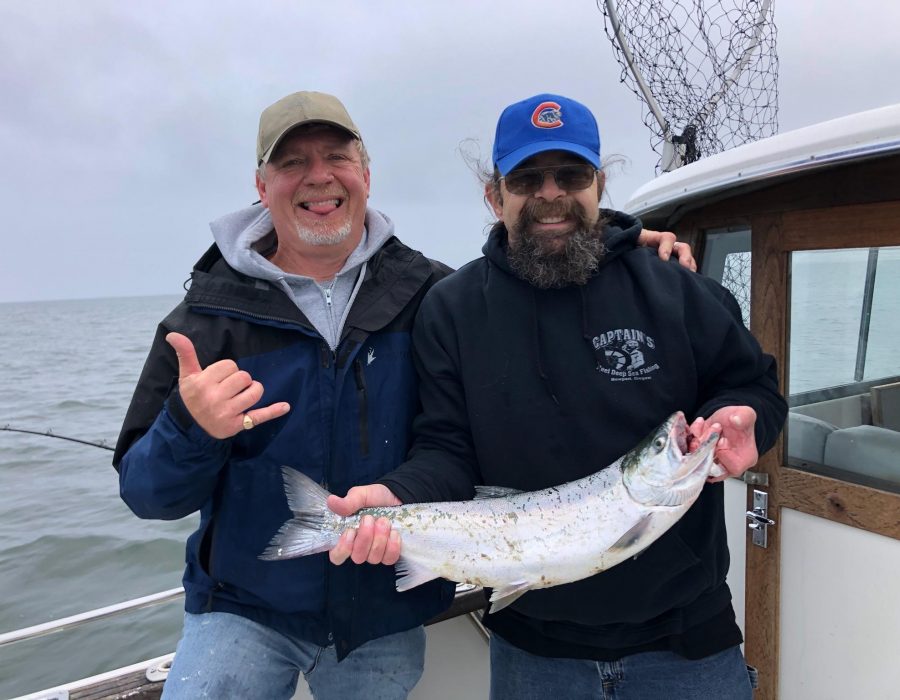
[184,236,439,335]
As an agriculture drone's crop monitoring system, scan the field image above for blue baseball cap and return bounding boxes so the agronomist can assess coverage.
[492,93,601,176]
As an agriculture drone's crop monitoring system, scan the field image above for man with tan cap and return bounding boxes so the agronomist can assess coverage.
[114,91,457,699]
[113,90,692,699]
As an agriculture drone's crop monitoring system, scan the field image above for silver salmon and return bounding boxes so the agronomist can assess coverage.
[261,411,721,612]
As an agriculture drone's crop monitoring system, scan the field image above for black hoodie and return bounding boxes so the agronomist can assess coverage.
[380,210,786,659]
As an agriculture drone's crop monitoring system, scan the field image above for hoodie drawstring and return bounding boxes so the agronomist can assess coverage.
[531,289,560,407]
[532,286,597,405]
[581,284,608,371]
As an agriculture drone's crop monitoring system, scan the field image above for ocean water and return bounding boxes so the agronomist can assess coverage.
[0,295,194,698]
[789,248,900,394]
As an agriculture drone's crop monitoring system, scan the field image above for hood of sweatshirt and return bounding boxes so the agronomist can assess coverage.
[206,204,399,349]
[208,203,396,283]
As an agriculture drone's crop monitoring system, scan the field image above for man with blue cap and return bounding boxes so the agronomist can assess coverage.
[330,93,786,698]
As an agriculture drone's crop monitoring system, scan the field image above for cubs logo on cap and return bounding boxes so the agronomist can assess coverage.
[492,93,602,176]
[532,101,563,129]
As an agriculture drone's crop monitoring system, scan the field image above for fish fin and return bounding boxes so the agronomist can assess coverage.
[259,467,340,560]
[607,514,655,555]
[474,485,524,500]
[395,556,441,592]
[280,466,331,515]
[487,581,531,614]
[259,519,339,559]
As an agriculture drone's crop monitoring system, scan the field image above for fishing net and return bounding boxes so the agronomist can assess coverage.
[599,0,779,172]
[722,251,752,327]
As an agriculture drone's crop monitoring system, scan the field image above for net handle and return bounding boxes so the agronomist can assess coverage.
[602,0,671,139]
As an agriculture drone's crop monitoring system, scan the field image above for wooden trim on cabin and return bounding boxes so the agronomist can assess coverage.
[742,213,787,700]
[778,467,900,540]
[777,198,900,542]
[780,201,900,251]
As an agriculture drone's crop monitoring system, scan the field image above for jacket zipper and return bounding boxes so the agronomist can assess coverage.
[204,520,223,611]
[353,359,370,457]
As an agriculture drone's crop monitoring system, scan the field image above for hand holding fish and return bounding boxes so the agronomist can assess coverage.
[327,486,402,566]
[166,332,291,439]
[689,405,758,482]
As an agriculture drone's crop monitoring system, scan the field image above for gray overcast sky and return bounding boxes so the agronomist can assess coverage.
[2,1,899,303]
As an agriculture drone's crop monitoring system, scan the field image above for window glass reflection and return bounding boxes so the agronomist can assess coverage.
[702,228,751,328]
[787,246,900,493]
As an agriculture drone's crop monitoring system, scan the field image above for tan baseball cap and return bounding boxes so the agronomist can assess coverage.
[256,91,361,165]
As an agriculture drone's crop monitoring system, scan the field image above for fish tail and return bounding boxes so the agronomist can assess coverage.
[259,467,343,560]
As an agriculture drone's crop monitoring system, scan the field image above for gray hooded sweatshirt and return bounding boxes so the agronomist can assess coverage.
[209,205,396,351]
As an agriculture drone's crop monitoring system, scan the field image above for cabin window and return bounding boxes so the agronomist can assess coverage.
[786,246,900,493]
[701,227,751,328]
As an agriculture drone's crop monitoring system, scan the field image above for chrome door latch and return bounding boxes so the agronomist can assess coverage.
[746,489,776,548]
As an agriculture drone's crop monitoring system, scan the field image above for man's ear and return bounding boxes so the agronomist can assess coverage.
[485,182,504,220]
[256,169,269,208]
[596,170,606,199]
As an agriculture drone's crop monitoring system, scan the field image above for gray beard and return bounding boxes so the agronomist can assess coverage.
[293,219,353,246]
[505,202,607,289]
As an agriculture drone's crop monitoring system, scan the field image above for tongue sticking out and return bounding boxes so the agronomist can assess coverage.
[301,199,341,215]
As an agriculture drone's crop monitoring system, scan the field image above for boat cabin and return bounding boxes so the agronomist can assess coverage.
[626,102,900,699]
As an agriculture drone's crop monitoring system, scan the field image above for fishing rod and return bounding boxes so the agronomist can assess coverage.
[1,425,115,452]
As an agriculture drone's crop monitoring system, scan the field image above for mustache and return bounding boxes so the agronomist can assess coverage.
[517,198,592,228]
[292,187,349,205]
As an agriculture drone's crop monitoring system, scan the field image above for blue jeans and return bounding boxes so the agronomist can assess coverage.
[161,612,425,700]
[490,632,755,699]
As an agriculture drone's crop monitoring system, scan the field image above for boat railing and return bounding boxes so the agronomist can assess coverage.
[0,582,486,649]
[0,587,186,648]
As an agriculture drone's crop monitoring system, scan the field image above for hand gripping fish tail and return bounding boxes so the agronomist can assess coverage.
[260,411,720,614]
[259,469,348,560]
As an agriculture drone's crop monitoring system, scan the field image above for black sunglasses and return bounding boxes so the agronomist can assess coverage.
[502,163,597,196]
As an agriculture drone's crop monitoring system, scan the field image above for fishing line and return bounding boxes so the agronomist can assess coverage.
[0,425,115,451]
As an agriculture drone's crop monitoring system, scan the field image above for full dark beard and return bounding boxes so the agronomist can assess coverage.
[506,200,608,289]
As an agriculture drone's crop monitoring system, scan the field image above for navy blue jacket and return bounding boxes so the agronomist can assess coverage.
[114,237,455,658]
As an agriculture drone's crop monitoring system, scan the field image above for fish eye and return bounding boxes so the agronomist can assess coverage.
[653,436,667,451]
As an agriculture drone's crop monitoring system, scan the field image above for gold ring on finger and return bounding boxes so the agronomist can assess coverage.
[242,413,254,431]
